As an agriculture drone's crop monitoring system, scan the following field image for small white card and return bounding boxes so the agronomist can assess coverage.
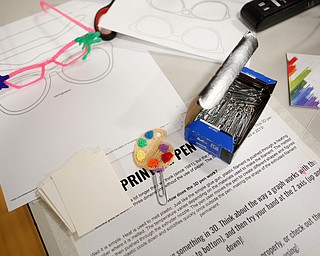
[37,149,132,237]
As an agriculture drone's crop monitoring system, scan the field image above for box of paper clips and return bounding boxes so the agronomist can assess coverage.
[184,32,277,164]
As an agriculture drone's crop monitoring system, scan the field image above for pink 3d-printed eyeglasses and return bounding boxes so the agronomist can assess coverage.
[0,1,102,90]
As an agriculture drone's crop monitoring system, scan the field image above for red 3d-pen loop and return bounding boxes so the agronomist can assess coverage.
[94,4,117,41]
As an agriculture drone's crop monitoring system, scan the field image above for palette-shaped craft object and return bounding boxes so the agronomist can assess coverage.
[134,128,174,205]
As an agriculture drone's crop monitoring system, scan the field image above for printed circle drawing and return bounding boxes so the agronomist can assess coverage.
[0,43,114,116]
[191,1,229,20]
[181,27,223,52]
[0,76,50,115]
[146,0,230,21]
[130,15,223,53]
[130,16,173,39]
[147,0,184,13]
[60,43,114,85]
[0,11,114,117]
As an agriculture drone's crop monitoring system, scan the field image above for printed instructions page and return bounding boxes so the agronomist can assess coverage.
[75,105,320,256]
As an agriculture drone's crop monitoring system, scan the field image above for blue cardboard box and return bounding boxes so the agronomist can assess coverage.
[185,67,276,164]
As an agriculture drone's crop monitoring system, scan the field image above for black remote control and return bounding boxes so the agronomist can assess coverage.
[240,0,320,31]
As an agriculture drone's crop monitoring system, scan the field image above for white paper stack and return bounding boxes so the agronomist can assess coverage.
[37,149,132,237]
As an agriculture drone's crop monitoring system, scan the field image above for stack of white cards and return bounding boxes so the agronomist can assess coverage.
[37,149,132,237]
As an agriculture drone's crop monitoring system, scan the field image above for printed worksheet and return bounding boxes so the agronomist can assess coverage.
[74,105,320,255]
[100,0,249,62]
[0,1,187,211]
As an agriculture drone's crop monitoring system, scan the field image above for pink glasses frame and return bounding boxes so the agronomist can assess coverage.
[4,1,97,89]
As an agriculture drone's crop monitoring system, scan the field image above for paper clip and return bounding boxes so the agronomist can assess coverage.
[152,168,168,205]
[133,129,174,206]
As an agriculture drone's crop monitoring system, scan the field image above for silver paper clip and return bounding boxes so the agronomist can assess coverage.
[152,168,168,206]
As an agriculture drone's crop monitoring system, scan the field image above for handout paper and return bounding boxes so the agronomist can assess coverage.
[0,1,187,211]
[74,105,320,255]
[287,53,320,108]
[99,0,249,62]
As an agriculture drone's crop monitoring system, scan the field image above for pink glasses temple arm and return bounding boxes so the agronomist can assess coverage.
[40,1,95,33]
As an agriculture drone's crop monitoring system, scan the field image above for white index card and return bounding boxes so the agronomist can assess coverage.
[51,153,132,237]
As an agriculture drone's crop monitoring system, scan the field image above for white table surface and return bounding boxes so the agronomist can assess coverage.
[1,1,319,255]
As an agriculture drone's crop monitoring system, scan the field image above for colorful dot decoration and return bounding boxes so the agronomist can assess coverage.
[158,144,169,153]
[137,138,147,148]
[148,159,159,168]
[136,150,146,163]
[161,152,174,163]
[133,128,174,172]
[144,130,154,140]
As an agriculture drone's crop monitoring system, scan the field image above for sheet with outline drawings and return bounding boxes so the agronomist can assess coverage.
[99,0,249,62]
[0,0,187,211]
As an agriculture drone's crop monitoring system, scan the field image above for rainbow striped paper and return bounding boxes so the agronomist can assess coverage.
[287,53,320,109]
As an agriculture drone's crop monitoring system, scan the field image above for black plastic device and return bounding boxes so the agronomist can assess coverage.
[240,0,320,31]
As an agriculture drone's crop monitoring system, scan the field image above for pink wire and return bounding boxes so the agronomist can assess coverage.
[5,1,93,89]
[40,1,95,33]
